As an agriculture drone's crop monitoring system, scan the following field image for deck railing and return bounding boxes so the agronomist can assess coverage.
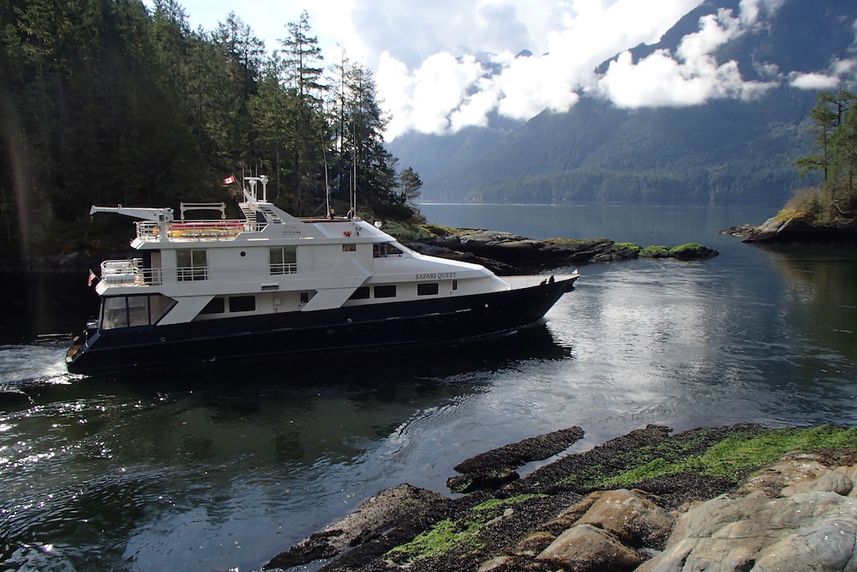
[101,259,163,286]
[136,220,252,240]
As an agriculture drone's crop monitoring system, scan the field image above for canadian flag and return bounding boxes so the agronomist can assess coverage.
[223,175,236,185]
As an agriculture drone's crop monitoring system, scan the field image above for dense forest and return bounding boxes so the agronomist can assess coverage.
[0,0,417,262]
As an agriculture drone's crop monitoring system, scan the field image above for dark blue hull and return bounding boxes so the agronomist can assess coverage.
[66,277,577,376]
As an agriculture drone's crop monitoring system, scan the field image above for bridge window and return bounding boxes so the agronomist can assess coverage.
[100,294,176,330]
[373,243,403,258]
[177,249,207,281]
[269,246,297,274]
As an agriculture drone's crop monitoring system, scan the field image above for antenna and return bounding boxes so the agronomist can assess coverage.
[322,132,331,218]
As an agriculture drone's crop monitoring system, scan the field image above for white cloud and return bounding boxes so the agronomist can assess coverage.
[789,57,857,91]
[377,0,703,139]
[790,72,840,91]
[596,8,779,109]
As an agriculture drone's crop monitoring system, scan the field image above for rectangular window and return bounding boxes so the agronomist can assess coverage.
[177,249,207,281]
[127,296,150,326]
[342,244,357,252]
[452,279,458,291]
[101,294,175,329]
[374,285,397,298]
[228,295,256,313]
[102,297,129,329]
[417,283,439,296]
[373,243,403,258]
[299,291,316,304]
[348,286,370,300]
[200,297,225,315]
[269,246,297,275]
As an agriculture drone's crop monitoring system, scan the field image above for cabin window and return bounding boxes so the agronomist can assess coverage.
[269,246,297,275]
[342,244,357,252]
[373,243,403,258]
[452,280,458,291]
[418,283,439,296]
[229,295,256,313]
[100,294,176,330]
[200,297,225,315]
[176,249,207,281]
[374,285,397,298]
[348,286,370,300]
[127,295,150,326]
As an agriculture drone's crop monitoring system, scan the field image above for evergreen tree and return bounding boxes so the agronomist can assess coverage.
[400,167,423,202]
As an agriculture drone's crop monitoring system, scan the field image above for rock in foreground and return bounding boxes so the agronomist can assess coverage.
[264,425,857,571]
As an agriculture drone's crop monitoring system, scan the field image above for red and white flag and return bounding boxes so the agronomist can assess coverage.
[87,270,98,287]
[223,175,236,185]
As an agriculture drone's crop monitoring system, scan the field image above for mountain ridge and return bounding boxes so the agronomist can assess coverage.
[388,0,856,206]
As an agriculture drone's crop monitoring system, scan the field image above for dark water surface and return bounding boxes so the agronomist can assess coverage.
[2,203,857,570]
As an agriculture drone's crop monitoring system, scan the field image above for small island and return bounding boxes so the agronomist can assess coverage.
[727,90,857,244]
[383,221,718,275]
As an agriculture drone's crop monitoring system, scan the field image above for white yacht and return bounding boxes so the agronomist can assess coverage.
[66,176,579,375]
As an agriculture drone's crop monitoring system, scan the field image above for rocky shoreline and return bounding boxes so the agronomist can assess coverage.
[403,228,718,275]
[723,215,857,244]
[264,424,857,572]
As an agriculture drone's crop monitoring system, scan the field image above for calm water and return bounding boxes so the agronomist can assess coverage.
[2,203,857,571]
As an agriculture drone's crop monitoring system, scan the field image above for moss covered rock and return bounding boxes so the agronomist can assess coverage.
[668,243,719,261]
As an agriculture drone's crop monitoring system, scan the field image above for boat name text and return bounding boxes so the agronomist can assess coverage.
[416,272,456,280]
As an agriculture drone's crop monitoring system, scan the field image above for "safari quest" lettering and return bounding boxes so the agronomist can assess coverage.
[415,272,456,280]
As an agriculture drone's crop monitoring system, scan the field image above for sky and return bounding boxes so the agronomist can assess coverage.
[147,0,857,140]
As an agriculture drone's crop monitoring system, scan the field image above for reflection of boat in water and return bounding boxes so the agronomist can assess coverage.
[66,175,578,375]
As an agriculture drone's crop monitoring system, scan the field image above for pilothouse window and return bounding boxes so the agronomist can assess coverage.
[373,243,403,258]
[100,294,176,330]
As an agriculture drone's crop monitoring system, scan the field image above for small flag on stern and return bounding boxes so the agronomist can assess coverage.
[223,175,236,185]
[87,270,98,287]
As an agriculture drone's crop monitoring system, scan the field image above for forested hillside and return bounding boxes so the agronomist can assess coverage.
[388,0,857,206]
[0,0,410,261]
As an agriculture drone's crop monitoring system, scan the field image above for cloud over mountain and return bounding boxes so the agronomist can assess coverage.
[371,0,855,140]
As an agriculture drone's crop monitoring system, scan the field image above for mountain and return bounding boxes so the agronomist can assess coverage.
[387,0,857,206]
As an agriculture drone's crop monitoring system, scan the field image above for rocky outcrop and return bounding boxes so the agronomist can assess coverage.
[262,483,452,570]
[641,451,857,572]
[724,215,857,243]
[447,426,584,493]
[405,230,718,274]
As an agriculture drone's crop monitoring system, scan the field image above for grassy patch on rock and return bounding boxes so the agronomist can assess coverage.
[386,517,485,563]
[602,425,857,488]
[640,245,670,258]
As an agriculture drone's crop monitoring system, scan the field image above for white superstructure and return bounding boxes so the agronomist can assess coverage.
[90,176,509,330]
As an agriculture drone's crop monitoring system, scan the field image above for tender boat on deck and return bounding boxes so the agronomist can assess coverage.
[66,176,579,375]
